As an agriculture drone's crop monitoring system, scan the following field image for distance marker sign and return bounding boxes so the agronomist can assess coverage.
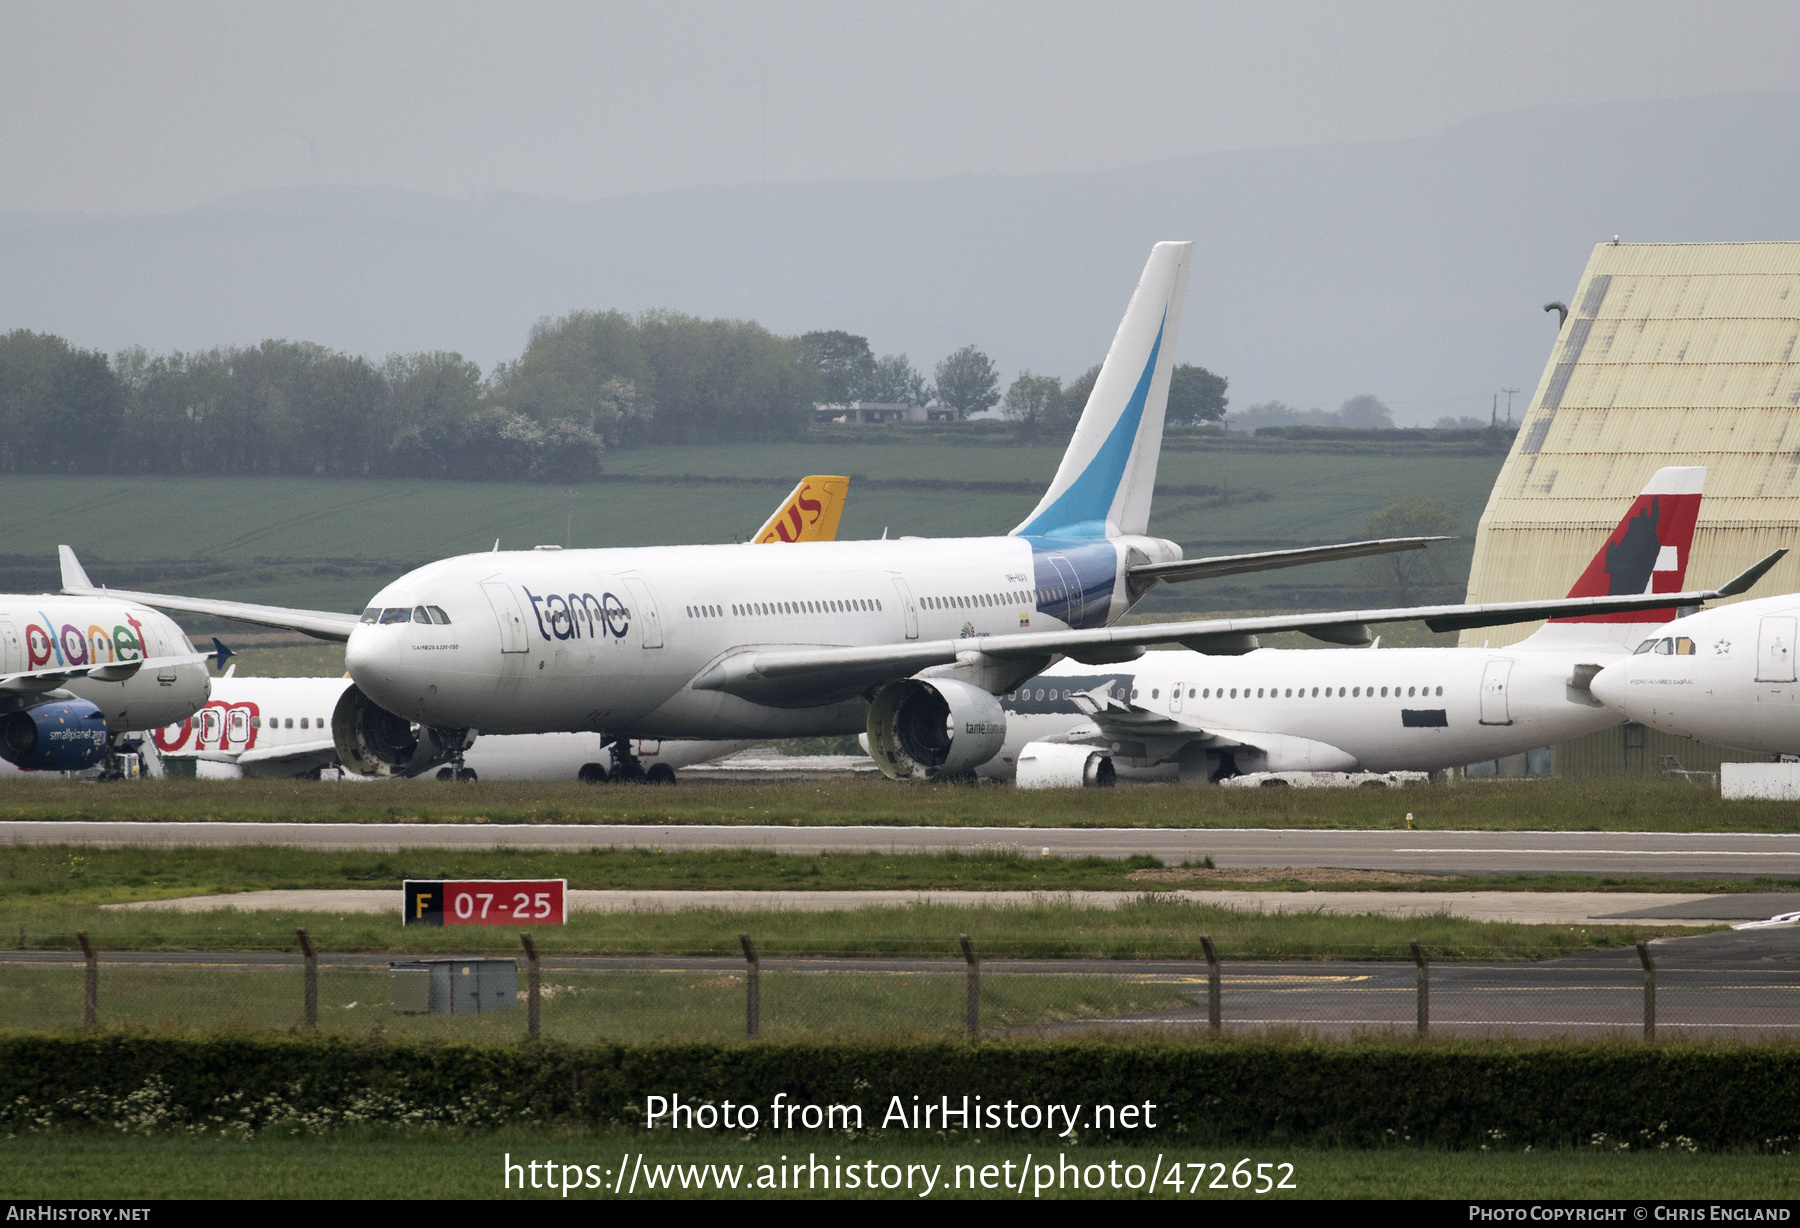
[404,880,567,926]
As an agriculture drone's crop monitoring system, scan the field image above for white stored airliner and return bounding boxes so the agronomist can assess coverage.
[144,476,854,782]
[969,468,1783,785]
[152,670,744,783]
[0,599,209,775]
[1589,591,1800,755]
[59,244,1769,782]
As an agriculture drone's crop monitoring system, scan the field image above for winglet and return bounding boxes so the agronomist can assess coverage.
[1715,548,1788,598]
[59,545,95,591]
[211,637,237,672]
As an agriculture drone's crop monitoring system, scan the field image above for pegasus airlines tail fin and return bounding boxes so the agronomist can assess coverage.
[753,476,849,543]
[1012,241,1192,539]
[1516,465,1705,649]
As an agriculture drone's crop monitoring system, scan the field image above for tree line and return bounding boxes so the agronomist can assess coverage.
[0,314,1229,480]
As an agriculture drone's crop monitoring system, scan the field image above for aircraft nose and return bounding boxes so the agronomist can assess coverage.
[345,626,400,691]
[1589,660,1629,712]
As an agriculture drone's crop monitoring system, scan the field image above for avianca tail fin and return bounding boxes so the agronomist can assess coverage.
[1012,241,1192,539]
[753,476,849,543]
[1516,465,1705,648]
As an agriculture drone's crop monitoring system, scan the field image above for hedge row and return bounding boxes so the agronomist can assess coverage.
[4,1035,1798,1150]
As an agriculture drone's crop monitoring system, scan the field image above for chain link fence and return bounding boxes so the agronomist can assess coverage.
[1,928,1794,1042]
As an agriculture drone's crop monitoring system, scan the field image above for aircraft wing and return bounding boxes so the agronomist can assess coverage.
[1130,537,1450,585]
[169,739,338,767]
[690,550,1785,707]
[1063,686,1312,763]
[0,653,207,695]
[60,546,360,642]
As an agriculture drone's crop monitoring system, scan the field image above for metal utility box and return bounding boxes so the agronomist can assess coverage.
[388,957,518,1015]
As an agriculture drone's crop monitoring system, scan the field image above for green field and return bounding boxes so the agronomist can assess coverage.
[0,432,1503,614]
[1,775,1793,832]
[0,1132,1790,1200]
[0,963,1198,1043]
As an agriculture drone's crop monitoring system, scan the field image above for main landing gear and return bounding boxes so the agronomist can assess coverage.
[578,738,676,785]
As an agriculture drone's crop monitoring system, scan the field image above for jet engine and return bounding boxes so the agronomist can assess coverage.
[866,679,1006,781]
[0,698,110,772]
[331,684,470,778]
[1014,742,1115,789]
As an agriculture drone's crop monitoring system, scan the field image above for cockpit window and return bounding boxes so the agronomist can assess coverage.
[1634,639,1658,654]
[428,606,452,625]
[1675,636,1695,655]
[359,609,379,624]
[413,606,431,625]
[1655,637,1675,655]
[379,607,412,624]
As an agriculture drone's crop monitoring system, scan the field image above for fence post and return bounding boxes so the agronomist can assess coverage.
[740,933,759,1038]
[1410,941,1429,1035]
[959,935,980,1039]
[1201,935,1221,1031]
[1637,941,1656,1041]
[296,928,318,1027]
[76,930,97,1031]
[520,933,540,1039]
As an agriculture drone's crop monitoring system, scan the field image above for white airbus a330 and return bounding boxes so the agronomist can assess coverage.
[60,244,1761,781]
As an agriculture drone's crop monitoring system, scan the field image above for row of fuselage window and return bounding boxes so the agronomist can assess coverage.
[922,588,1063,611]
[178,715,327,731]
[1007,683,1449,702]
[686,587,1070,622]
[687,598,884,620]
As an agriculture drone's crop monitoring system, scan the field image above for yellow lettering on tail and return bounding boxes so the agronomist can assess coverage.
[752,476,849,543]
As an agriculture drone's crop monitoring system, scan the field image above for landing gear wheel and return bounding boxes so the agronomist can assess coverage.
[607,737,646,783]
[436,767,455,781]
[455,768,478,782]
[578,762,609,784]
[645,763,676,786]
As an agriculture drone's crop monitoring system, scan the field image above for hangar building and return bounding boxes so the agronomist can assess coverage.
[1461,241,1800,776]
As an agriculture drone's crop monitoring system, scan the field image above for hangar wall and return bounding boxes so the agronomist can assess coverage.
[1461,241,1800,650]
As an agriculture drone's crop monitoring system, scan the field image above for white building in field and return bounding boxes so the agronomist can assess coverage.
[813,401,961,425]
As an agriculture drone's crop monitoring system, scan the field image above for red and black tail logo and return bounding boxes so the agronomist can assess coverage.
[1553,468,1703,624]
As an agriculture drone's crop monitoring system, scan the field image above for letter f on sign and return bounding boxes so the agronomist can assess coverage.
[416,893,431,918]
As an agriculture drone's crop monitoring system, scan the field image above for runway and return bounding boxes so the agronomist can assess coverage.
[11,821,1800,878]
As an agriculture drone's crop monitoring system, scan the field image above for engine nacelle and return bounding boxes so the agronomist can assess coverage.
[1015,742,1115,789]
[331,684,469,778]
[0,698,110,771]
[866,679,1006,781]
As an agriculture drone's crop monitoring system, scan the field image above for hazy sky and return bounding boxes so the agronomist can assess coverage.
[6,0,1800,215]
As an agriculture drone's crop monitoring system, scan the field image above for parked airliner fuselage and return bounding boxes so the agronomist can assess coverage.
[346,534,1167,738]
[1591,595,1800,754]
[0,599,207,731]
[983,643,1620,779]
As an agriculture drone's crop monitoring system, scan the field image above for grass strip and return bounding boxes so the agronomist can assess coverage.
[2,1133,1794,1199]
[2,777,1792,831]
[8,844,1798,906]
[6,897,1697,959]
